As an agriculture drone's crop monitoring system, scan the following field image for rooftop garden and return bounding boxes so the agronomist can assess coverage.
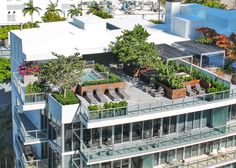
[88,2,113,19]
[110,24,229,98]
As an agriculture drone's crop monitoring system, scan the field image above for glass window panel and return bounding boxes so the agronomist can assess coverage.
[114,125,122,144]
[143,120,152,139]
[92,128,100,148]
[200,143,206,155]
[132,122,142,141]
[83,129,91,147]
[102,127,112,146]
[213,140,220,150]
[185,146,191,158]
[230,105,236,120]
[202,110,211,127]
[191,145,198,157]
[154,153,159,166]
[221,138,227,148]
[178,114,185,133]
[194,112,201,129]
[170,116,177,133]
[153,119,161,137]
[122,159,129,168]
[177,148,184,160]
[64,124,72,152]
[163,117,170,135]
[227,136,233,147]
[123,124,130,142]
[102,162,111,168]
[160,151,168,164]
[131,157,140,168]
[187,113,193,131]
[114,160,121,168]
[169,150,175,161]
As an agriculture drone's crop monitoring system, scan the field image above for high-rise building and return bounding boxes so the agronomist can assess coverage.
[10,2,236,168]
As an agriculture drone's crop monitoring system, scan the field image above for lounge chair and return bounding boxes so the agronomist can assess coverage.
[150,87,164,97]
[194,84,205,94]
[95,89,107,103]
[186,85,196,96]
[106,88,121,101]
[116,88,130,100]
[84,91,98,104]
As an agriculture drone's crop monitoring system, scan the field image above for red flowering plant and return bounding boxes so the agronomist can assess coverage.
[18,62,40,76]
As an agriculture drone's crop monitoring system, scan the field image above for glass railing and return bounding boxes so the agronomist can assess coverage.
[12,72,47,104]
[14,107,47,143]
[80,89,235,122]
[77,125,236,163]
[169,149,236,168]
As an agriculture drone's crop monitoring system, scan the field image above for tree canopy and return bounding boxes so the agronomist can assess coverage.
[67,4,82,18]
[41,11,66,22]
[88,2,113,19]
[0,58,11,83]
[45,2,62,15]
[22,1,41,22]
[37,52,84,97]
[110,24,161,68]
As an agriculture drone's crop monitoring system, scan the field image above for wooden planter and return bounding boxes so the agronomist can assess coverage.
[77,82,127,96]
[157,82,186,99]
[183,79,200,87]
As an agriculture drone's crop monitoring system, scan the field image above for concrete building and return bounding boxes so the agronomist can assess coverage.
[10,2,236,168]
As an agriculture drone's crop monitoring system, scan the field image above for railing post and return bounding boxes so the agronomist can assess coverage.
[182,98,184,107]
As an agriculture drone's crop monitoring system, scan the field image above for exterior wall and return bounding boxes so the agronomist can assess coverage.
[0,0,79,24]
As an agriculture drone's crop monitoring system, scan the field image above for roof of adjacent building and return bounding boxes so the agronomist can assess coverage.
[11,16,187,62]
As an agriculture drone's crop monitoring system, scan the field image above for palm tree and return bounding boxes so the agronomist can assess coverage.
[46,1,62,15]
[67,4,82,18]
[88,1,103,14]
[22,1,41,23]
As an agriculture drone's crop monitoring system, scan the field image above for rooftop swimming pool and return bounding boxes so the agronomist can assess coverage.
[81,68,103,81]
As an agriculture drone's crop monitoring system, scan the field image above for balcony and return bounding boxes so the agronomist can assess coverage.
[12,73,47,109]
[15,136,48,168]
[14,107,47,144]
[78,89,236,128]
[74,125,236,164]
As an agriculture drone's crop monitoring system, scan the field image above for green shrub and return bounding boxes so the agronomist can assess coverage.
[0,58,10,83]
[26,81,45,94]
[89,101,128,111]
[92,10,113,19]
[52,91,80,105]
[88,104,101,111]
[41,11,66,22]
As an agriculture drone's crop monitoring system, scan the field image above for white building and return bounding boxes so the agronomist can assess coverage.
[0,0,80,24]
[10,2,236,168]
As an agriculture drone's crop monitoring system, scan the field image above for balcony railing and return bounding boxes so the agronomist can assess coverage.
[80,89,235,122]
[14,106,47,143]
[168,149,236,168]
[76,125,236,164]
[12,72,47,104]
[15,137,48,168]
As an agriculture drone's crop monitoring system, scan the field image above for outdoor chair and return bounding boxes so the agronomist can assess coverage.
[84,91,98,104]
[218,147,227,156]
[106,88,121,101]
[116,88,130,100]
[186,85,196,96]
[150,86,164,97]
[194,84,205,94]
[95,89,107,103]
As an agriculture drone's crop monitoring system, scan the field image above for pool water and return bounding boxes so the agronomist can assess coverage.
[81,69,102,81]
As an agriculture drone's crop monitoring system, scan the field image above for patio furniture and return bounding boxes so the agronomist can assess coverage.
[84,91,98,104]
[116,88,130,100]
[95,89,107,103]
[150,87,164,97]
[218,147,227,155]
[210,149,218,157]
[186,85,196,96]
[194,84,205,94]
[106,88,121,101]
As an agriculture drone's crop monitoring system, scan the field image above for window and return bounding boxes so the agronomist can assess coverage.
[123,124,130,142]
[191,145,199,156]
[178,114,185,133]
[143,120,152,139]
[185,146,191,158]
[132,122,142,141]
[102,127,112,146]
[193,112,201,129]
[163,117,170,135]
[187,113,194,131]
[202,110,211,127]
[92,128,100,148]
[170,116,177,133]
[153,119,161,137]
[114,125,122,144]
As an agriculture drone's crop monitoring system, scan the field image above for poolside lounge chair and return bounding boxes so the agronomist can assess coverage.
[116,88,130,100]
[150,87,164,97]
[106,88,121,101]
[194,84,205,94]
[186,85,196,96]
[95,89,107,103]
[84,91,98,104]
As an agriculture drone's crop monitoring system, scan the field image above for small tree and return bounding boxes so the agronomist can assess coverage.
[38,52,84,97]
[67,4,82,18]
[41,11,66,22]
[22,1,41,23]
[111,24,161,68]
[45,1,62,15]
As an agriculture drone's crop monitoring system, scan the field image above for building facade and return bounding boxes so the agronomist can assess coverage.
[10,2,236,168]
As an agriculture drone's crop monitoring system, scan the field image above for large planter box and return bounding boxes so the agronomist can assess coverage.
[48,95,80,123]
[78,82,127,96]
[183,79,200,87]
[157,82,186,99]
